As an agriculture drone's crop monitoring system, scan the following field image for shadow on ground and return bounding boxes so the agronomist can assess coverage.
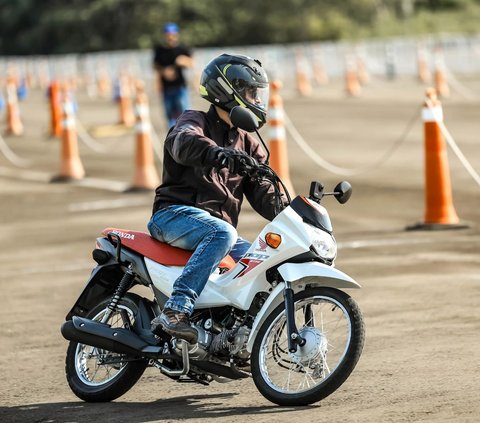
[0,393,313,422]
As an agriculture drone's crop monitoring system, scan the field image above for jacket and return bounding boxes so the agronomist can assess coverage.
[152,106,283,227]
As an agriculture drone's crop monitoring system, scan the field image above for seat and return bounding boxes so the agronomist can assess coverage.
[101,228,236,270]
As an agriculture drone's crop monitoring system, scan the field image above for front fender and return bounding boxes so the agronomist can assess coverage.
[246,262,360,352]
[277,262,361,290]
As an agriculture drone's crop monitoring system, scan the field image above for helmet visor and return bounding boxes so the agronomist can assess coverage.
[243,84,269,111]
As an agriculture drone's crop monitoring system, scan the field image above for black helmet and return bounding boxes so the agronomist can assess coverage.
[199,54,269,128]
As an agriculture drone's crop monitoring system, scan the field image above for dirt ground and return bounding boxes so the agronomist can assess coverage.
[1,75,479,423]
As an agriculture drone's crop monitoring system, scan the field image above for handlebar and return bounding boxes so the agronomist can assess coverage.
[243,161,292,207]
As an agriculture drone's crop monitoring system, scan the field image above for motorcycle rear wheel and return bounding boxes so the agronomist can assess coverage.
[65,294,148,402]
[251,287,365,406]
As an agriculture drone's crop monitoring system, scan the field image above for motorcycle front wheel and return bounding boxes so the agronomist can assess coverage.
[65,294,148,402]
[251,287,365,406]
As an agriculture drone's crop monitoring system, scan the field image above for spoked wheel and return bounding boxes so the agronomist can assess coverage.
[65,295,147,402]
[251,287,365,406]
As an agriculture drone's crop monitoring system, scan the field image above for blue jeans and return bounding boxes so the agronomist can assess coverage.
[147,205,251,315]
[162,86,189,128]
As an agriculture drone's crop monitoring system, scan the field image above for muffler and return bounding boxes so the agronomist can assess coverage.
[61,316,162,357]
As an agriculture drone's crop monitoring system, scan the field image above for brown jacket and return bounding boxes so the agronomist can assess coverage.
[152,106,282,227]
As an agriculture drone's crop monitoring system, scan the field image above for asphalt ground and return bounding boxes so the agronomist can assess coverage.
[0,75,479,422]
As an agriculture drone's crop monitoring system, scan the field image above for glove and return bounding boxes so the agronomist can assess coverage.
[217,149,259,176]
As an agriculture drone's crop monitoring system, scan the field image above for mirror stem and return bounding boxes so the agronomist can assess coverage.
[255,129,270,165]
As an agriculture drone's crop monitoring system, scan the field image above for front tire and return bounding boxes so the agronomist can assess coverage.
[251,287,365,406]
[65,294,148,402]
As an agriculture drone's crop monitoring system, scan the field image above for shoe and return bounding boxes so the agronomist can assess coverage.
[151,308,198,344]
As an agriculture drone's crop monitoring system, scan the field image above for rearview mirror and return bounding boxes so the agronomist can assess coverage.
[334,181,352,204]
[229,106,259,133]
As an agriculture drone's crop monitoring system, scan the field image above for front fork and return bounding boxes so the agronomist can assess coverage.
[284,281,306,353]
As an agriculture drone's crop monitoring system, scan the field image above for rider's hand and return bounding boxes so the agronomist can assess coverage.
[217,149,259,176]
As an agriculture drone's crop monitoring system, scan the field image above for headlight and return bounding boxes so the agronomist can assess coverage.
[311,228,337,260]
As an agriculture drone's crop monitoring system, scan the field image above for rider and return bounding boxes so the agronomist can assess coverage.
[149,54,286,343]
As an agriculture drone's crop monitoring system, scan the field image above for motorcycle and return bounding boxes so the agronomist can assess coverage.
[61,106,365,406]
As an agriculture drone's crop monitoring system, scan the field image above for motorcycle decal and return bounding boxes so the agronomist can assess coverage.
[233,253,269,278]
[111,230,135,240]
[255,237,268,252]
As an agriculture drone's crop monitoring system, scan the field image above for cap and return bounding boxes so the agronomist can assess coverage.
[164,22,179,34]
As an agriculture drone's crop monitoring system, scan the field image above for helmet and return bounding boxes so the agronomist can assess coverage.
[199,54,269,128]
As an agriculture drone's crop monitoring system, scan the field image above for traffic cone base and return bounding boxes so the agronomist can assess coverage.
[406,221,469,231]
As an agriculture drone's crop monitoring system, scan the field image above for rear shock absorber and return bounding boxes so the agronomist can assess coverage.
[101,264,136,324]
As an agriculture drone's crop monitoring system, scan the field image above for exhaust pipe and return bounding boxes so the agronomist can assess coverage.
[61,316,162,357]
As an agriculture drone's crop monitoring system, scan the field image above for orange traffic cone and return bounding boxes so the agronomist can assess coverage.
[345,56,361,97]
[49,80,62,138]
[433,50,450,98]
[97,67,111,99]
[313,62,328,86]
[51,87,85,182]
[416,46,431,84]
[118,74,135,127]
[126,81,160,192]
[267,80,295,196]
[295,52,312,97]
[357,56,370,86]
[5,76,24,136]
[408,88,466,230]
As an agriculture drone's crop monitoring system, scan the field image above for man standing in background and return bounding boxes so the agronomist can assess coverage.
[153,22,193,128]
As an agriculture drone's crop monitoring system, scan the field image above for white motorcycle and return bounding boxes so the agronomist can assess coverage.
[61,107,365,406]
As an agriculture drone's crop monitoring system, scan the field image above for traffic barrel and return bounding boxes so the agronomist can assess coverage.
[4,76,24,136]
[117,74,135,127]
[51,86,85,182]
[267,80,295,195]
[48,80,62,138]
[408,88,466,230]
[126,81,160,192]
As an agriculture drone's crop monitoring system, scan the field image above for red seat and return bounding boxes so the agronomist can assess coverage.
[101,228,236,270]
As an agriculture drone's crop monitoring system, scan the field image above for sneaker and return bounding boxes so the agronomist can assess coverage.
[151,308,198,344]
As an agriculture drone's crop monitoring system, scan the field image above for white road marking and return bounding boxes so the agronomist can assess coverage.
[72,177,129,192]
[338,237,435,249]
[68,197,151,212]
[0,165,129,192]
[0,166,51,182]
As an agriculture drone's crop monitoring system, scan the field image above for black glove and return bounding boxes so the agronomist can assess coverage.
[217,149,259,176]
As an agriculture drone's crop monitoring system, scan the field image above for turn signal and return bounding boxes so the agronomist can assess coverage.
[265,232,282,249]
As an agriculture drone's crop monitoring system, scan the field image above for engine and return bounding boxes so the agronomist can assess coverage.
[171,316,250,362]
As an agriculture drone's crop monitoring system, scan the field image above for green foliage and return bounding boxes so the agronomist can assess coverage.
[0,0,479,55]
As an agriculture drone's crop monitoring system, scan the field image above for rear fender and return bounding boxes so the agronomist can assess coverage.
[246,262,360,352]
[65,237,153,320]
[65,263,124,320]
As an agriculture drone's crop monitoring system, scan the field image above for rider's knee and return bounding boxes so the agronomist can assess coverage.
[215,222,238,250]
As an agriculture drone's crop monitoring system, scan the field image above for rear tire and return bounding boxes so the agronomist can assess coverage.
[251,287,365,406]
[65,294,148,402]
